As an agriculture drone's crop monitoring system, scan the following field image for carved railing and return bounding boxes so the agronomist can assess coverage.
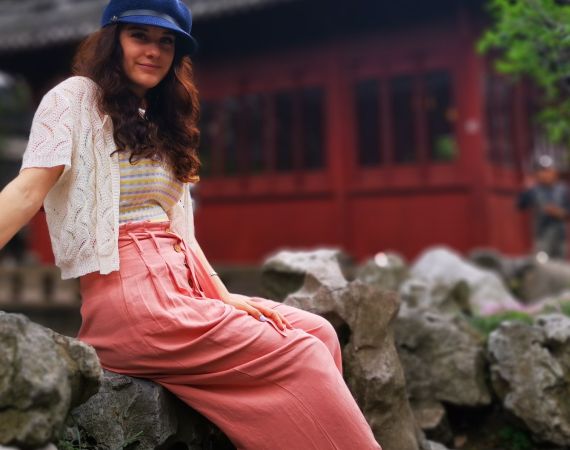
[0,265,79,307]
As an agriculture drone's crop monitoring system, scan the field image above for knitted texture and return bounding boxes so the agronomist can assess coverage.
[20,76,196,279]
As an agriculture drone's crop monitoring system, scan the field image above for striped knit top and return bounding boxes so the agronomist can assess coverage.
[118,148,184,224]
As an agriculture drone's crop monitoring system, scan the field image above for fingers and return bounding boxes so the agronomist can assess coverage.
[264,308,293,330]
[247,296,294,329]
[245,300,290,331]
[227,297,266,322]
[282,316,294,329]
[264,309,286,330]
[244,304,265,322]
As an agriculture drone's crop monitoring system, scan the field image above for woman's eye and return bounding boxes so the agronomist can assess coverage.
[132,33,147,40]
[162,38,175,45]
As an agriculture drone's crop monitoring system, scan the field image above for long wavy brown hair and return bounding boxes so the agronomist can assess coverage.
[72,23,201,184]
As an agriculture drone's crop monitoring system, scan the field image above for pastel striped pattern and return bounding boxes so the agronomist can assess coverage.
[118,150,184,224]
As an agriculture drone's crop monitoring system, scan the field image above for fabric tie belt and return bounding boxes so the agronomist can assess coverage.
[119,223,207,299]
[117,221,289,337]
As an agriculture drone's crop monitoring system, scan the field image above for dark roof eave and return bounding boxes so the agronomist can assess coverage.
[0,0,296,52]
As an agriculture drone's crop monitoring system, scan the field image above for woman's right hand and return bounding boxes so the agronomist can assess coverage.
[220,292,292,331]
[0,165,64,250]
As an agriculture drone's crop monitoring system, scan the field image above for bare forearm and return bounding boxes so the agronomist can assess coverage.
[187,237,231,300]
[0,178,42,249]
[0,167,64,251]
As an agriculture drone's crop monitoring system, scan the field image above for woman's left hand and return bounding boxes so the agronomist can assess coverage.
[221,293,294,331]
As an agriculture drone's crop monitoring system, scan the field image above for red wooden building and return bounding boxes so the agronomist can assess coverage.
[0,0,545,266]
[191,0,540,264]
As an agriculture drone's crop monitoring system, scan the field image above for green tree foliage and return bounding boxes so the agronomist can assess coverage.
[478,0,570,145]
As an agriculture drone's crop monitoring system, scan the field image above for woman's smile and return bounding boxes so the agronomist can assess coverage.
[138,63,160,69]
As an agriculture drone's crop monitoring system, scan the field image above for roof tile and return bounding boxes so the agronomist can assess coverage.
[0,0,294,51]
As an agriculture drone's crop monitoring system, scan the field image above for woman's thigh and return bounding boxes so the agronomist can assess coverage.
[90,280,336,380]
[248,296,343,372]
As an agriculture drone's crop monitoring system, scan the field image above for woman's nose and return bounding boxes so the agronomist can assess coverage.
[144,42,161,58]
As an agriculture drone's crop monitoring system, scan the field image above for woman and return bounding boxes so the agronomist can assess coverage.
[0,1,382,448]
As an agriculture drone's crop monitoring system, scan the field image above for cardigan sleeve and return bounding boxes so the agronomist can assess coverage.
[185,183,196,241]
[165,182,196,245]
[19,87,74,176]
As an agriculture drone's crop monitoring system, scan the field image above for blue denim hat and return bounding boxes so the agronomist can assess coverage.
[101,0,198,55]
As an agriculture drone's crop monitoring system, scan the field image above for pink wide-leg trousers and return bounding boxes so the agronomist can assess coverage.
[77,220,382,450]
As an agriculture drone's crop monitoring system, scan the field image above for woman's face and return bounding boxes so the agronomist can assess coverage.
[119,24,176,98]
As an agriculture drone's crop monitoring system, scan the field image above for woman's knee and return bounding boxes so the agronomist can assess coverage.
[312,314,339,345]
[309,316,343,372]
[271,303,341,353]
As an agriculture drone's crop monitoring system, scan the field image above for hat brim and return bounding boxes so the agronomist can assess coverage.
[114,15,198,55]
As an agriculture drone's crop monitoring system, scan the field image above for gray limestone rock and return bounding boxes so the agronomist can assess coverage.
[395,305,491,408]
[260,248,352,301]
[399,278,471,315]
[411,247,523,315]
[468,249,570,305]
[0,446,57,450]
[64,370,232,450]
[488,314,570,446]
[354,252,408,292]
[468,248,530,290]
[412,401,453,445]
[425,440,453,450]
[284,280,423,450]
[519,260,570,302]
[0,311,101,448]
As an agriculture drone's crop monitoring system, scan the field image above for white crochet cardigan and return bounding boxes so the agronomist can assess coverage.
[19,76,196,279]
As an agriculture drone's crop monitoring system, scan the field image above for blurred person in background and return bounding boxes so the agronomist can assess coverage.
[0,0,382,448]
[517,155,570,261]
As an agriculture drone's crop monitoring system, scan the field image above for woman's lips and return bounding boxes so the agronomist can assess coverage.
[138,63,160,70]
